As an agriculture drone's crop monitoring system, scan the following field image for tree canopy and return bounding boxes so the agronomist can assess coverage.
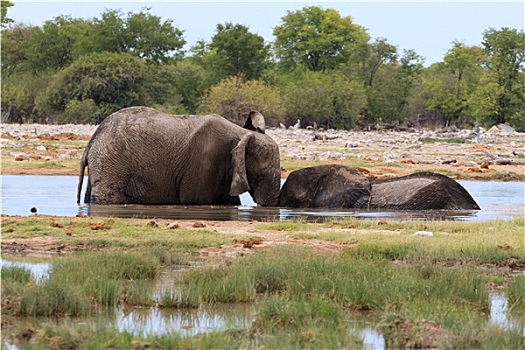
[1,4,523,131]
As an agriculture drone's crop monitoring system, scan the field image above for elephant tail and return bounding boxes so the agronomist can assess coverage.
[77,153,87,204]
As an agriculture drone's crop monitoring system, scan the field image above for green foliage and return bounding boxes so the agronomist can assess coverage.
[1,23,37,75]
[479,27,525,125]
[209,22,270,80]
[63,99,102,124]
[1,71,52,123]
[1,4,522,129]
[280,69,366,128]
[199,76,285,126]
[273,5,369,71]
[36,52,149,121]
[0,0,13,27]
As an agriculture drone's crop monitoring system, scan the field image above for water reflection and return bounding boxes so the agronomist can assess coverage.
[117,305,252,337]
[0,259,51,282]
[490,292,524,333]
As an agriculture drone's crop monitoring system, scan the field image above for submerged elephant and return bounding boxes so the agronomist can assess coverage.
[278,164,371,208]
[77,107,281,206]
[278,164,480,210]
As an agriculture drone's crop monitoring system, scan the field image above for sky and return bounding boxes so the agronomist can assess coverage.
[8,1,525,66]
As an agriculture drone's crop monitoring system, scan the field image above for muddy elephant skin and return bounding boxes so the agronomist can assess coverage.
[278,165,480,210]
[369,172,480,210]
[77,107,281,206]
[278,164,371,208]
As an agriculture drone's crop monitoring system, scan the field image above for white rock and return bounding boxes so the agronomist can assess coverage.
[36,145,47,152]
[413,231,434,237]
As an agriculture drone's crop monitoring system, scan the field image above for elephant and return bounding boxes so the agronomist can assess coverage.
[77,106,281,206]
[369,172,480,210]
[278,164,480,210]
[278,164,371,208]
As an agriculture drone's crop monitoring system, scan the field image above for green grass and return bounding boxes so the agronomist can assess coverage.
[1,251,167,316]
[420,137,467,144]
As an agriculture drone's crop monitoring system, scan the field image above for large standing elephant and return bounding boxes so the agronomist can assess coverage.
[77,107,281,206]
[278,164,480,210]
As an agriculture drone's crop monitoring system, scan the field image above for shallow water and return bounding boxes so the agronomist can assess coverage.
[1,175,523,221]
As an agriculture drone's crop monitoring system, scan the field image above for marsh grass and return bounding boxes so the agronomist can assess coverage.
[1,251,164,316]
[170,246,490,312]
[1,265,33,283]
[507,275,525,311]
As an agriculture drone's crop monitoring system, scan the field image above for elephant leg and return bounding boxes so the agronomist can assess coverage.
[90,177,130,204]
[212,193,241,205]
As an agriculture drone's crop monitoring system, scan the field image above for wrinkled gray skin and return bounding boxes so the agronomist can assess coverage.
[278,164,370,208]
[369,172,480,210]
[278,165,480,210]
[77,107,281,206]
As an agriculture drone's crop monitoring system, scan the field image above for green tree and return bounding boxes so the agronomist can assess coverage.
[0,0,14,28]
[1,23,37,76]
[1,0,13,28]
[25,16,89,72]
[418,42,483,127]
[36,52,150,122]
[1,71,53,122]
[208,22,270,80]
[478,27,525,125]
[89,9,186,63]
[125,10,185,62]
[363,37,398,87]
[168,60,208,113]
[198,76,284,126]
[280,70,366,129]
[273,6,369,71]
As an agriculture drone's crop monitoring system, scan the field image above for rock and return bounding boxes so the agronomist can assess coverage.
[441,159,457,165]
[36,145,47,152]
[14,154,30,161]
[383,152,398,163]
[166,222,180,229]
[193,221,206,228]
[480,161,490,169]
[497,123,515,134]
[413,231,434,237]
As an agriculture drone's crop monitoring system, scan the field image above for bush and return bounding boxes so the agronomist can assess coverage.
[198,76,284,126]
[280,70,366,129]
[36,52,150,122]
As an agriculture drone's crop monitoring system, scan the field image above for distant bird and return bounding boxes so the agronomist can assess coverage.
[289,119,301,130]
[30,206,37,215]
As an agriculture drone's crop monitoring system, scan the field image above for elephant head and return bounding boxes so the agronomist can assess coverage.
[230,131,281,206]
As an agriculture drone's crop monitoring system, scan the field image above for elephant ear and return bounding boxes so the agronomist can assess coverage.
[230,133,254,196]
[242,110,266,134]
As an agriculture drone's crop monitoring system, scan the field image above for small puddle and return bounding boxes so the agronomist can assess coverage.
[1,259,51,282]
[490,292,524,333]
[116,304,252,337]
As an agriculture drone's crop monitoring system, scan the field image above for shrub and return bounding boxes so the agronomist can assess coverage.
[198,76,284,126]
